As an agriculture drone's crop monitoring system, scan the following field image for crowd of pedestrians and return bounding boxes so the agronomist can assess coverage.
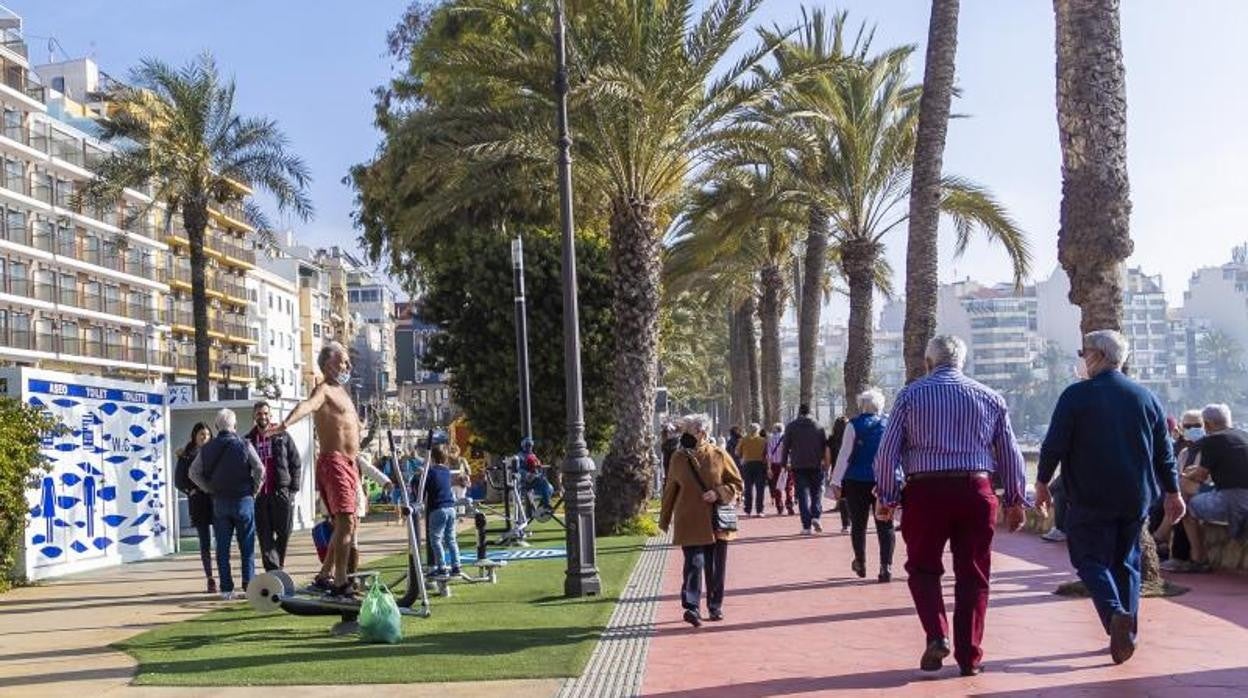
[657,330,1247,680]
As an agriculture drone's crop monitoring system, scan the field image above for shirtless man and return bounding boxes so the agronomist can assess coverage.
[267,341,361,596]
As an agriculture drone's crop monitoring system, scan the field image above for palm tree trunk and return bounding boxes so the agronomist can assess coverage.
[598,196,660,534]
[741,295,761,425]
[1054,0,1132,337]
[903,0,961,384]
[799,207,828,408]
[759,263,783,426]
[841,239,879,418]
[727,306,746,427]
[184,199,212,401]
[1055,0,1167,594]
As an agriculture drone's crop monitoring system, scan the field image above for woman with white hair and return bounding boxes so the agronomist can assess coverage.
[659,413,743,627]
[765,422,794,515]
[831,388,895,582]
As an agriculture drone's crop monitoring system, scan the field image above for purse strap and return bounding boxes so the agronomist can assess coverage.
[683,448,714,497]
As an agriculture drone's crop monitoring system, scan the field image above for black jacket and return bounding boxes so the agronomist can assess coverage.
[245,426,303,493]
[781,416,827,470]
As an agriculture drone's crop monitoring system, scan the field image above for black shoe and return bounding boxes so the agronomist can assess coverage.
[920,638,951,672]
[708,609,724,621]
[1109,612,1136,665]
[878,565,892,583]
[960,664,983,677]
[449,567,462,577]
[851,559,866,578]
[683,609,702,628]
[306,575,333,593]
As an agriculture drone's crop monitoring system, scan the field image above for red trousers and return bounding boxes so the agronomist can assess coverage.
[768,463,795,513]
[901,475,999,669]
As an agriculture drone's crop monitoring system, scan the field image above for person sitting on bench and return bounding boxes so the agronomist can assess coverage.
[424,445,462,577]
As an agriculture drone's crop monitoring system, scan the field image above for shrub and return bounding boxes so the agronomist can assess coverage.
[0,398,60,591]
[606,513,661,538]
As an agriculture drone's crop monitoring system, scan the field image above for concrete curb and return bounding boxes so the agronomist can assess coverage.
[557,530,671,698]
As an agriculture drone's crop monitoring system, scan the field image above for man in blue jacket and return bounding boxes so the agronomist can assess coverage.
[1036,329,1184,666]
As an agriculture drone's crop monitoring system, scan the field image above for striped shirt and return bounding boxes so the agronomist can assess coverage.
[872,366,1027,507]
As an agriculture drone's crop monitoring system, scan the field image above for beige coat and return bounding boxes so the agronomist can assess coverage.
[659,442,744,547]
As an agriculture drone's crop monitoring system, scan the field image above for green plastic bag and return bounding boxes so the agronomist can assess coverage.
[358,577,403,644]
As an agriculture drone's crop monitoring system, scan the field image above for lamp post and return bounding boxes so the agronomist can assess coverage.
[553,0,601,597]
[511,236,534,445]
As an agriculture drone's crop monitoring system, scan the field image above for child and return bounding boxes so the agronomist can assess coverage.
[423,445,461,577]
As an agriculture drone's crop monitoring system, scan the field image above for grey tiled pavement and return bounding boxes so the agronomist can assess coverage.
[558,531,671,698]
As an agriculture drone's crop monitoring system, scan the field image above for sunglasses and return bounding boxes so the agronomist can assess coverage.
[1076,348,1099,358]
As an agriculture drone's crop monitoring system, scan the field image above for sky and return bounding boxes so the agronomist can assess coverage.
[10,1,1248,315]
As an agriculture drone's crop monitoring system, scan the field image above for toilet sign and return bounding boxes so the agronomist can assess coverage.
[167,385,193,406]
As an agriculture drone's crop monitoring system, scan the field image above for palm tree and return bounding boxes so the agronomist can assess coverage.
[764,16,1030,416]
[1054,0,1132,335]
[424,0,814,531]
[902,0,961,383]
[80,54,312,400]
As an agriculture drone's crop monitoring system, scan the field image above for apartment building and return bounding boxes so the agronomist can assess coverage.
[395,300,452,422]
[0,13,172,380]
[263,237,332,393]
[314,246,396,405]
[1181,243,1248,356]
[247,266,301,400]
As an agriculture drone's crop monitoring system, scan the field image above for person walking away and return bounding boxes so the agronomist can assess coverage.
[245,401,302,572]
[737,423,769,518]
[265,341,364,598]
[190,409,264,600]
[765,423,794,516]
[1168,403,1248,573]
[781,404,829,534]
[175,422,216,593]
[831,389,895,582]
[424,445,462,577]
[1035,330,1183,665]
[827,416,851,533]
[874,336,1028,677]
[661,422,681,476]
[659,414,743,627]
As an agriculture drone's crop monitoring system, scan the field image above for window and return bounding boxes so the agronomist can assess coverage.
[312,323,320,338]
[2,108,20,142]
[11,311,30,349]
[270,329,275,346]
[58,273,76,305]
[268,293,273,309]
[60,320,79,355]
[9,261,26,296]
[51,76,65,93]
[3,157,23,193]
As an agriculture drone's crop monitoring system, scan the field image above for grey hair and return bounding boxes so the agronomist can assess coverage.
[213,408,237,433]
[682,413,713,436]
[1180,409,1204,427]
[318,340,348,371]
[772,422,783,433]
[926,335,968,369]
[1083,329,1130,368]
[1202,403,1233,429]
[857,388,886,414]
[748,422,761,435]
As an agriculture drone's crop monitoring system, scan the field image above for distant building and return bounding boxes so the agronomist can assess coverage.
[246,266,301,400]
[313,247,397,405]
[1181,243,1248,356]
[395,301,453,424]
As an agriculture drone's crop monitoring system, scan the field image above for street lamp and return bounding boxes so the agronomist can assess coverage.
[553,0,601,597]
[220,355,233,401]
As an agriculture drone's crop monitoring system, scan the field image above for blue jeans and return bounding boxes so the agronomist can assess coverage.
[213,496,256,593]
[793,468,824,529]
[1066,506,1143,634]
[429,506,461,571]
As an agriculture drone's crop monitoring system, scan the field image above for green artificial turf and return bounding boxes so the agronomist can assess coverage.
[116,520,647,686]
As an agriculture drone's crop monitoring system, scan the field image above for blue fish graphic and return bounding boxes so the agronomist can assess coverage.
[139,454,157,463]
[128,425,147,438]
[40,546,63,558]
[122,406,146,415]
[28,396,45,408]
[32,534,45,544]
[99,486,117,502]
[61,473,82,487]
[130,513,151,527]
[151,434,167,445]
[56,496,80,509]
[53,519,70,528]
[98,403,119,415]
[104,455,129,465]
[119,535,148,545]
[128,468,146,482]
[51,398,79,408]
[92,537,112,550]
[129,490,147,503]
[102,514,126,527]
[53,443,79,452]
[70,540,88,553]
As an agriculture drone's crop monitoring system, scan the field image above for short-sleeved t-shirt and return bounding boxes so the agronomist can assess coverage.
[738,435,767,462]
[1199,429,1248,490]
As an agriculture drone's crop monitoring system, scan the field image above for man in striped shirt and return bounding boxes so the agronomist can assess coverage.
[873,335,1027,677]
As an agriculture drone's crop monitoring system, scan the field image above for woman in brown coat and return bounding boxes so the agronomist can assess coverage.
[659,413,744,627]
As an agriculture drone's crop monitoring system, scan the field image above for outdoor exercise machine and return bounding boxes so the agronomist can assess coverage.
[247,430,432,632]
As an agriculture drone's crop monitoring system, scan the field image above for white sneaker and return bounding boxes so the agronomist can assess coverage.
[801,528,812,535]
[811,520,823,533]
[1041,527,1067,543]
[220,591,236,601]
[757,511,767,518]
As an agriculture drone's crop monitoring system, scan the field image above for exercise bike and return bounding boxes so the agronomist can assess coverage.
[247,430,432,633]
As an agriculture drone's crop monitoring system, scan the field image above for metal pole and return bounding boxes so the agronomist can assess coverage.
[511,236,534,444]
[553,0,600,597]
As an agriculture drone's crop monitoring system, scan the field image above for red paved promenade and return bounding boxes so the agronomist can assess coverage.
[641,510,1248,697]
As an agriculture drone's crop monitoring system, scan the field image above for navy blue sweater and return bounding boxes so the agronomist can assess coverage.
[422,465,456,510]
[1039,370,1178,518]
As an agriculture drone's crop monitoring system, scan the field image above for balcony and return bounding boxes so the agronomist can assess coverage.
[166,228,257,268]
[169,308,251,342]
[168,263,249,303]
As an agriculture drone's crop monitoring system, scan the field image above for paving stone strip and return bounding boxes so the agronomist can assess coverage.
[558,530,671,698]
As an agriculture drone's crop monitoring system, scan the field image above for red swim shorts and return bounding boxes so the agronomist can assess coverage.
[316,451,359,516]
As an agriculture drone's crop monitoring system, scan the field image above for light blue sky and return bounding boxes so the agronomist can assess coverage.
[12,1,1247,311]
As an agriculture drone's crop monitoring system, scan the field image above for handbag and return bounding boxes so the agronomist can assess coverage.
[684,449,738,532]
